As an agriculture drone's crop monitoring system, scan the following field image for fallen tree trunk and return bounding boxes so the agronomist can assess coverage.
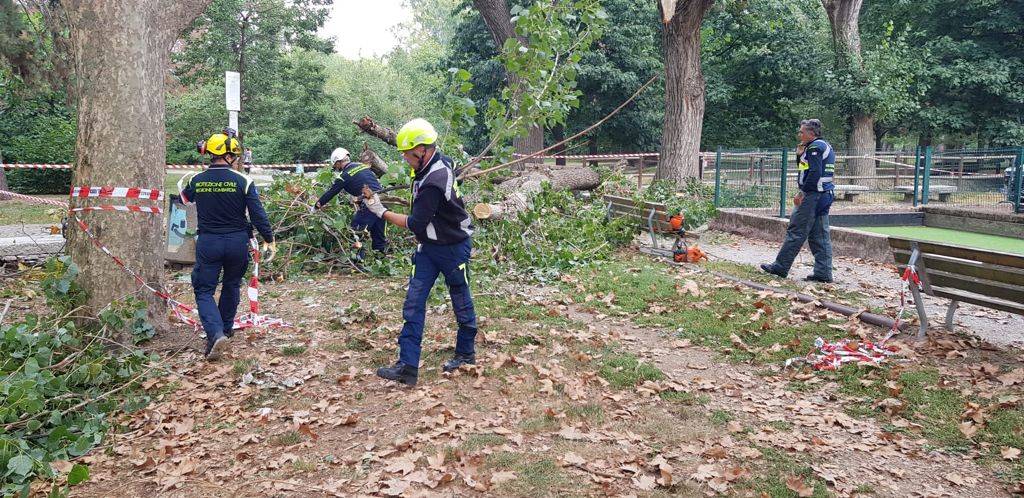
[358,143,389,177]
[472,167,600,221]
[354,116,396,147]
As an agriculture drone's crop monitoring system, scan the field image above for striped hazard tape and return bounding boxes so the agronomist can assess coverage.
[1,187,290,333]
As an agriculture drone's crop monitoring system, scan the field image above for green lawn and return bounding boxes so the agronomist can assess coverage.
[856,225,1024,255]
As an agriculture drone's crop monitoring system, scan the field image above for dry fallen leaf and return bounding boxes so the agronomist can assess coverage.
[632,474,657,491]
[1001,446,1021,461]
[785,475,814,497]
[490,471,518,484]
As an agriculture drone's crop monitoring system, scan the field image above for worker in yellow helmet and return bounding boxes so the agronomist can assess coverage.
[361,118,477,386]
[179,130,276,360]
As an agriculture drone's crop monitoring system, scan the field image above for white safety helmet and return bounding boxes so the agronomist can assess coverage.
[329,147,351,164]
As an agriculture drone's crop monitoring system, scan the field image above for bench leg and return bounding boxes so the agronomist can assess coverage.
[907,279,929,340]
[647,209,658,250]
[945,300,958,331]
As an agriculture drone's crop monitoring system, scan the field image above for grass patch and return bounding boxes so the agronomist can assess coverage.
[743,446,830,498]
[280,345,308,356]
[0,200,60,225]
[492,457,580,497]
[709,409,734,426]
[659,390,697,404]
[462,434,507,453]
[565,403,605,425]
[232,358,257,375]
[476,295,573,328]
[566,257,847,365]
[269,430,303,447]
[598,351,665,388]
[520,413,559,434]
[344,336,373,351]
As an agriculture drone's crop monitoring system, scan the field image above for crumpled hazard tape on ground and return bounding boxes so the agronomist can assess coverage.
[785,266,918,371]
[2,187,291,333]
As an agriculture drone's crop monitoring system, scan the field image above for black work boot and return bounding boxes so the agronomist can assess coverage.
[804,274,834,284]
[443,353,476,373]
[376,362,418,386]
[205,334,229,361]
[760,263,786,278]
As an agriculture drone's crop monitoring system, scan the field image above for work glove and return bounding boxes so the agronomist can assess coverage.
[361,185,387,218]
[261,241,278,263]
[793,192,804,207]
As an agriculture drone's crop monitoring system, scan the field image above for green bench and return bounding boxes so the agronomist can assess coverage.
[603,194,673,249]
[888,237,1024,339]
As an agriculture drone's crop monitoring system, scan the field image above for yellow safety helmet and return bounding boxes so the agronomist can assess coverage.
[204,133,241,156]
[395,118,438,152]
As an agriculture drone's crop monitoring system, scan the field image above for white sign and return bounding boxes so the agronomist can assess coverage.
[225,71,241,112]
[228,111,239,132]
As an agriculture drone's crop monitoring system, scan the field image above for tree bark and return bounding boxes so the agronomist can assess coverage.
[472,0,543,165]
[656,0,714,187]
[354,116,397,147]
[822,0,875,185]
[65,0,212,332]
[0,150,9,200]
[552,124,566,166]
[358,143,389,178]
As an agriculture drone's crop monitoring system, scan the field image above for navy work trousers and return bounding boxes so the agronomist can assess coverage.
[352,208,389,253]
[192,231,250,340]
[398,238,477,367]
[772,190,834,280]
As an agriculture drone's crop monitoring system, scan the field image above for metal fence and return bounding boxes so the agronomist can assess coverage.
[711,146,1024,216]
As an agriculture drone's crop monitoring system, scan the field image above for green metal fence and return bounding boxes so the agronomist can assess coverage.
[712,146,1024,216]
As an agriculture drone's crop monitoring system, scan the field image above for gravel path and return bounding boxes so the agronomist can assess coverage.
[697,230,1024,347]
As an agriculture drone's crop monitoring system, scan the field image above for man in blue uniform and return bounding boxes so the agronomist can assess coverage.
[314,147,389,255]
[179,132,277,360]
[761,119,835,283]
[360,118,477,386]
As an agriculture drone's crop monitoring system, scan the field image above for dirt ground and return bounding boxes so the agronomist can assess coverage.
[10,248,1010,498]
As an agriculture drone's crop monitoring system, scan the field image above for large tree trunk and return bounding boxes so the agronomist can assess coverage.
[0,150,9,200]
[65,0,212,332]
[472,0,543,165]
[472,167,600,221]
[822,0,875,185]
[656,0,714,187]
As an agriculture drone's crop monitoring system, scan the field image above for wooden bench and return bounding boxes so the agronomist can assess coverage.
[832,184,870,202]
[887,237,1024,339]
[603,194,673,249]
[894,185,957,202]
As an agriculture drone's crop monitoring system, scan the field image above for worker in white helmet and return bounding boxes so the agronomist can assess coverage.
[314,147,389,256]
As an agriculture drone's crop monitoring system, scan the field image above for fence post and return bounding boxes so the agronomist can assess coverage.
[921,146,933,206]
[779,148,789,218]
[912,146,921,208]
[714,146,723,208]
[1015,147,1024,214]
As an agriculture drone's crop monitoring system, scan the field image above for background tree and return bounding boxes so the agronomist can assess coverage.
[470,0,544,161]
[64,0,213,326]
[656,0,715,185]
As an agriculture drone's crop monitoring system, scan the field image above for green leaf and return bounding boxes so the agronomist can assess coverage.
[67,464,89,485]
[7,454,33,476]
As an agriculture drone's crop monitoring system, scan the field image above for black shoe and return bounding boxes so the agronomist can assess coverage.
[376,362,418,386]
[223,328,234,338]
[804,275,834,283]
[205,334,229,361]
[760,263,786,278]
[443,353,476,373]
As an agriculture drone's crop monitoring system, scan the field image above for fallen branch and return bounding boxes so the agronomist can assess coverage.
[353,117,396,147]
[358,143,389,178]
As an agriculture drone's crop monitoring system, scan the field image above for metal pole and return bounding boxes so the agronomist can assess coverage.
[1011,145,1019,212]
[779,148,789,218]
[922,146,933,206]
[912,146,921,208]
[714,146,722,208]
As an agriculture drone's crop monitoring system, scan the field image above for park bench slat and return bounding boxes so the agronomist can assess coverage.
[889,239,1024,269]
[892,250,1024,288]
[900,267,1024,305]
[931,288,1024,316]
[602,194,676,248]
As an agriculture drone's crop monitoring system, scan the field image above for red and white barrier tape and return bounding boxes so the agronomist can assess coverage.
[71,186,164,201]
[786,266,918,371]
[1,187,290,333]
[0,189,69,207]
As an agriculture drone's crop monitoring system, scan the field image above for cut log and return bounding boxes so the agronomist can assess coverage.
[359,143,389,177]
[354,116,397,147]
[473,192,529,221]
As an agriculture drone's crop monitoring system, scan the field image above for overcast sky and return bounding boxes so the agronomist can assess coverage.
[319,0,413,59]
